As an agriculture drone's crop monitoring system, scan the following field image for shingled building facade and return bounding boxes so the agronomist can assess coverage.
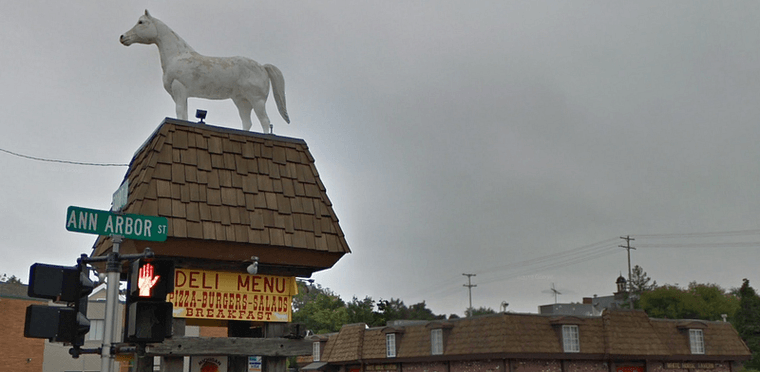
[92,118,350,277]
[307,310,750,372]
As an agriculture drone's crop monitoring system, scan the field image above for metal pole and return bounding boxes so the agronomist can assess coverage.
[100,236,122,372]
[619,236,636,309]
[462,273,476,317]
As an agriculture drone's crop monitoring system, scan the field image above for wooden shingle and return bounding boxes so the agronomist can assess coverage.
[92,118,350,277]
[322,310,751,363]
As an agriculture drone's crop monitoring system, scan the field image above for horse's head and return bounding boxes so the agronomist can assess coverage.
[120,10,159,46]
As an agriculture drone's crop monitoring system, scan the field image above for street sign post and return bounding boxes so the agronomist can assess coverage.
[65,206,168,242]
[112,180,129,212]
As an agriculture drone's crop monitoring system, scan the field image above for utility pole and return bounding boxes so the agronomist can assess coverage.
[462,273,477,317]
[619,236,636,309]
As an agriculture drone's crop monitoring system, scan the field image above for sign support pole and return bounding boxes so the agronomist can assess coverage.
[100,235,122,372]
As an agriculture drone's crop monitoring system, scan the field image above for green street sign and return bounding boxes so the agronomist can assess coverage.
[66,206,168,242]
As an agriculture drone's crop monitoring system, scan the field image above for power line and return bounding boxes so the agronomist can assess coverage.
[637,242,760,248]
[0,147,129,167]
[633,229,760,239]
[410,229,760,306]
[477,237,620,275]
[408,238,621,300]
[414,241,621,302]
[477,244,619,285]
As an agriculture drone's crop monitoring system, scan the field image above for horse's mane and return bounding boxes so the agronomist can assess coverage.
[150,17,196,54]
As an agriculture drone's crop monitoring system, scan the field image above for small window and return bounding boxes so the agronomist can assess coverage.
[386,333,396,358]
[690,329,705,354]
[87,319,104,341]
[313,342,321,362]
[431,328,443,355]
[562,325,580,353]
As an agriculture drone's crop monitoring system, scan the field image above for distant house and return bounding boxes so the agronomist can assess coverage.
[539,275,628,316]
[0,281,46,372]
[41,283,128,372]
[305,309,751,372]
[0,281,131,372]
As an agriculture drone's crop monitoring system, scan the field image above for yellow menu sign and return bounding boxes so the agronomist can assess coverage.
[167,269,298,322]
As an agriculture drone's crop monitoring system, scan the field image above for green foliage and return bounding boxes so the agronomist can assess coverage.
[347,296,381,326]
[377,298,409,323]
[408,301,441,321]
[639,282,738,321]
[629,265,657,295]
[292,283,444,333]
[469,306,497,317]
[0,274,22,284]
[379,298,444,323]
[291,283,348,334]
[733,279,760,370]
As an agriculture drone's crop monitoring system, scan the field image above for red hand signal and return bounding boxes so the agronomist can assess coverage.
[138,263,160,297]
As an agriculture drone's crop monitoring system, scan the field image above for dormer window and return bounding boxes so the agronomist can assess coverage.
[690,329,705,354]
[562,325,580,353]
[313,341,321,362]
[431,328,443,355]
[678,321,707,355]
[426,321,452,355]
[381,326,404,358]
[386,333,397,357]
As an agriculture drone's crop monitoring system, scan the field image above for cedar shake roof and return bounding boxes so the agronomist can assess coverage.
[321,323,366,363]
[651,318,750,357]
[322,310,750,363]
[602,310,671,356]
[92,118,350,276]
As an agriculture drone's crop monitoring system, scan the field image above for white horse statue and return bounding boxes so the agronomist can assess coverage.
[120,10,290,133]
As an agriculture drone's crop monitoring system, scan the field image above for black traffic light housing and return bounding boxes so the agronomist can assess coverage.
[24,263,94,346]
[124,258,174,343]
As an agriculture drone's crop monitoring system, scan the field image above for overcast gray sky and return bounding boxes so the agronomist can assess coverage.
[2,1,760,316]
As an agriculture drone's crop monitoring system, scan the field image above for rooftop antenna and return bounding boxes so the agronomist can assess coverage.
[550,283,561,304]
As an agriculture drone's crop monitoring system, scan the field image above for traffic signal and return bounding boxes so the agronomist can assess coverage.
[24,263,94,346]
[125,258,174,343]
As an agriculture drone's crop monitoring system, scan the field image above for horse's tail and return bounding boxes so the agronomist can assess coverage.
[265,64,290,124]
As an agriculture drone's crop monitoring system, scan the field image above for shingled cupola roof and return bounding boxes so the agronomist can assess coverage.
[92,118,350,277]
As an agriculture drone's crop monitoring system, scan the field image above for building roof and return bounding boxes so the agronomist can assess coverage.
[0,282,38,300]
[318,310,750,363]
[322,323,366,362]
[539,303,596,317]
[92,118,350,276]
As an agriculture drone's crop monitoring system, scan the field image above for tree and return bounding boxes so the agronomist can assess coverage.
[346,296,381,326]
[733,279,760,370]
[377,298,410,324]
[291,283,348,334]
[469,306,496,317]
[292,283,445,332]
[0,274,22,284]
[629,265,657,296]
[408,301,444,321]
[638,282,738,321]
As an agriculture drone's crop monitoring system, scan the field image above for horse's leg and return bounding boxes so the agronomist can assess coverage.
[233,98,254,131]
[251,99,272,134]
[171,80,189,120]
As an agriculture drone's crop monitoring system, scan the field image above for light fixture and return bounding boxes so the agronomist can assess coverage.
[196,109,207,124]
[246,256,259,275]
